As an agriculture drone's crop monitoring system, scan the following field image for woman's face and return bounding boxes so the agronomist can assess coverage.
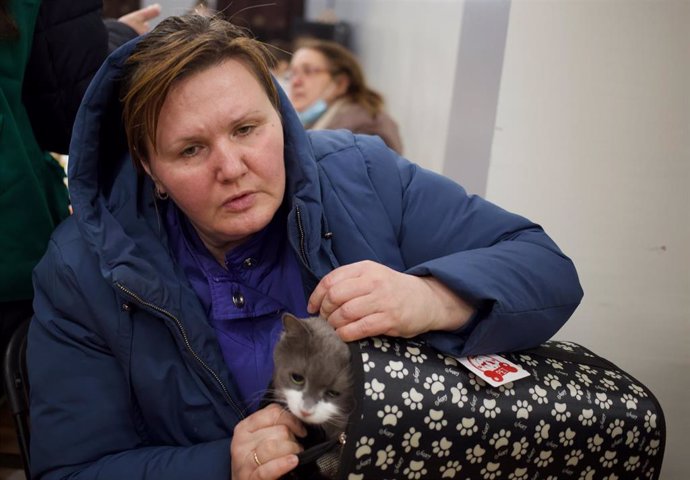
[288,48,340,112]
[145,59,285,260]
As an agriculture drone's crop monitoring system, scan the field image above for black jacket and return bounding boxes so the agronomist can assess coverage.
[22,0,137,154]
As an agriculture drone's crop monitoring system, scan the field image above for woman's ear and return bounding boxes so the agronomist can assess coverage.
[332,73,350,97]
[141,162,166,197]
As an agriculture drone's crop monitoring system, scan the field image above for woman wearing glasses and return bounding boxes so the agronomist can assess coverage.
[287,38,404,154]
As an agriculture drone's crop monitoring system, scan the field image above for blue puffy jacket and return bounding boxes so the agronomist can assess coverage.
[28,38,583,479]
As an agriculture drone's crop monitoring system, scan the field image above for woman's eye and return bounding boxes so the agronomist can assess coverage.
[325,390,340,398]
[181,145,200,157]
[290,373,305,385]
[236,125,255,136]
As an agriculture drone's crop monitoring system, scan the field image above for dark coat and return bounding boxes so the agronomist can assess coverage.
[22,0,136,154]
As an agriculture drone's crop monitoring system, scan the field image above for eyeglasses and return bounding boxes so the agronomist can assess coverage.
[283,66,331,81]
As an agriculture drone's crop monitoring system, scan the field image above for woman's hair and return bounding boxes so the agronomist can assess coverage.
[121,14,279,173]
[0,0,19,40]
[295,38,384,116]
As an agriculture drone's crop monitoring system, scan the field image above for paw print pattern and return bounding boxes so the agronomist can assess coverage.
[529,385,549,404]
[404,345,427,363]
[442,354,458,367]
[384,360,409,379]
[575,371,593,387]
[465,444,486,464]
[518,354,538,367]
[403,460,427,480]
[604,369,623,380]
[364,378,386,401]
[600,450,618,468]
[587,434,604,453]
[456,417,479,436]
[646,438,661,456]
[355,436,375,459]
[424,373,446,394]
[595,392,613,410]
[543,374,562,389]
[644,410,658,432]
[535,450,554,468]
[559,428,576,447]
[432,437,453,457]
[545,358,564,370]
[402,428,421,453]
[512,399,533,419]
[402,388,424,410]
[551,402,571,422]
[629,384,648,397]
[439,460,462,478]
[450,383,469,407]
[579,465,596,480]
[509,467,529,480]
[600,377,618,391]
[498,382,516,396]
[361,352,375,372]
[534,420,550,444]
[624,455,641,471]
[480,462,501,479]
[374,445,396,470]
[469,374,487,391]
[479,398,501,418]
[579,408,597,426]
[625,426,640,447]
[424,409,448,430]
[489,429,511,450]
[377,404,403,426]
[567,380,584,400]
[607,419,624,438]
[372,337,390,352]
[511,437,529,460]
[621,393,639,410]
[566,449,584,467]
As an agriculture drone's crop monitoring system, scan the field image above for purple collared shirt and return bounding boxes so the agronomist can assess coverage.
[165,204,308,412]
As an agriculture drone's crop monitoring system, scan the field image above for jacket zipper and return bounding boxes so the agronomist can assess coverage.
[116,283,245,419]
[295,206,310,269]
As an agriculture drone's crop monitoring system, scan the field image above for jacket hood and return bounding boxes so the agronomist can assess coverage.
[67,36,326,297]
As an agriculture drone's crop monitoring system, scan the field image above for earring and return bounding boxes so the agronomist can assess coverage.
[154,187,169,200]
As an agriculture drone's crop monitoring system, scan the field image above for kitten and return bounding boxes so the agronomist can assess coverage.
[272,313,354,441]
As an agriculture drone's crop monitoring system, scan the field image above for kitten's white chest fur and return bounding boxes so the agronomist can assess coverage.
[282,388,341,425]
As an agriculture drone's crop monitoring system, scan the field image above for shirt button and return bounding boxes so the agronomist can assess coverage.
[242,257,256,268]
[232,293,245,308]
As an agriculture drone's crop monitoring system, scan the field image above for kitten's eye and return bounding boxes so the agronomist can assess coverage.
[325,390,340,399]
[290,373,305,385]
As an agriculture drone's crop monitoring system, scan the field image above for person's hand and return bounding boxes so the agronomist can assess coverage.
[118,4,162,35]
[231,403,306,480]
[308,260,476,342]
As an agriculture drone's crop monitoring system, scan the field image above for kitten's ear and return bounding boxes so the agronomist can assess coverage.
[281,313,303,335]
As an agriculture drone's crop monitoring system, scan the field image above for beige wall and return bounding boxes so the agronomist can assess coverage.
[488,2,690,478]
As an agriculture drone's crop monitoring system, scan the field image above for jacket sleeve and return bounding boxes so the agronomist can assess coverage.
[22,0,136,154]
[357,137,583,356]
[28,239,232,480]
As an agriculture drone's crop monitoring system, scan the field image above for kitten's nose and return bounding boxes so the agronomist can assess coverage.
[300,409,313,417]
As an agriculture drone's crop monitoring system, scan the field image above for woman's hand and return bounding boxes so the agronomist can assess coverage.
[231,403,306,480]
[118,4,162,35]
[308,260,476,342]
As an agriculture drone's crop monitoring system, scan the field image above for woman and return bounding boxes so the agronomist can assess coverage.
[287,38,404,154]
[28,14,582,480]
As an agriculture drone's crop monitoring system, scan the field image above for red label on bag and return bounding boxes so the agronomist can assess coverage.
[457,354,530,387]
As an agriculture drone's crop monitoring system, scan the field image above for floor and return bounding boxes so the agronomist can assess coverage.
[0,399,25,480]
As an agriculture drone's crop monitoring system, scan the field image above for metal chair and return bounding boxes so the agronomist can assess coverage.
[2,318,31,479]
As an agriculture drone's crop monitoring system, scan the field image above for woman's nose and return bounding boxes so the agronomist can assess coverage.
[213,141,248,181]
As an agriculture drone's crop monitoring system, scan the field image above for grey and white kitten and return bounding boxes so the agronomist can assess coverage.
[272,313,354,440]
